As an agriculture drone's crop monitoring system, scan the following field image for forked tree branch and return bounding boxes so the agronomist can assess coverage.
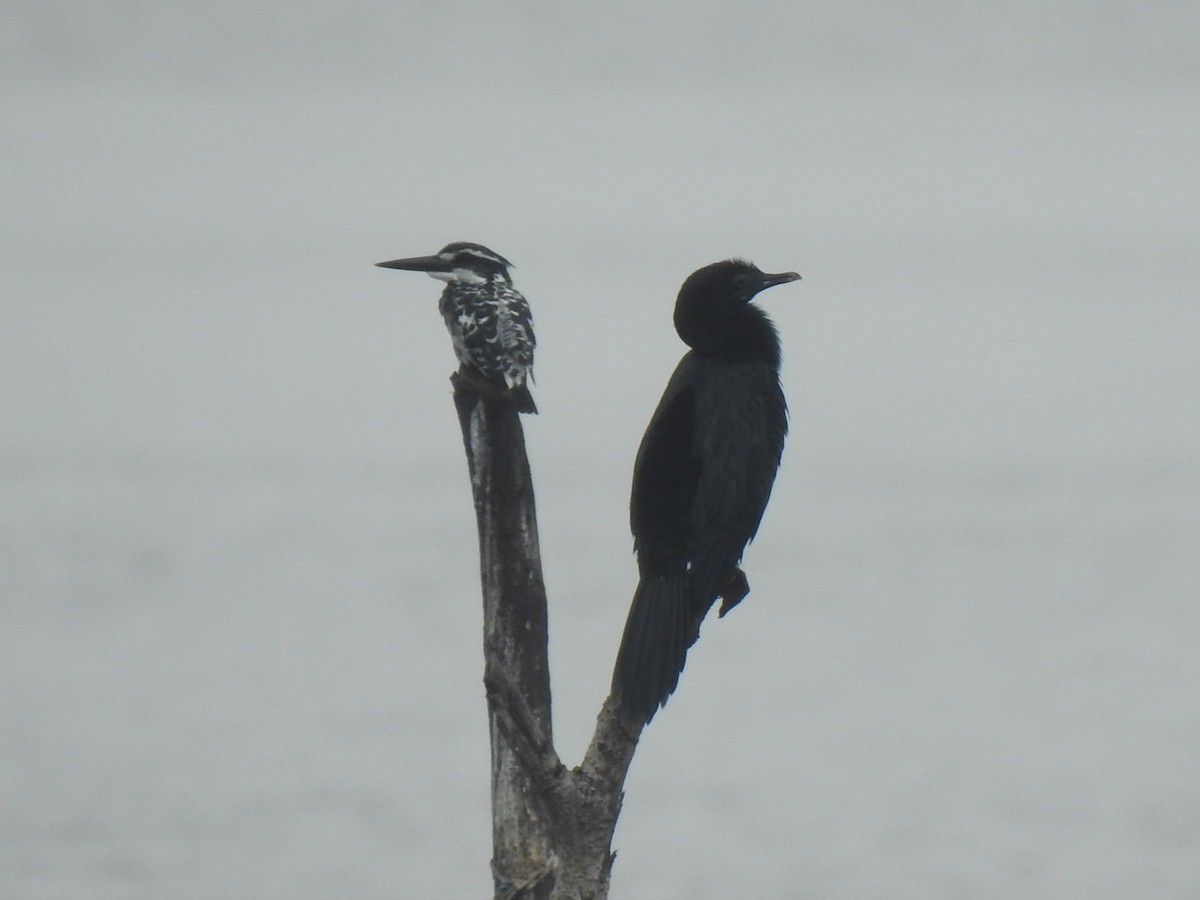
[450,373,644,900]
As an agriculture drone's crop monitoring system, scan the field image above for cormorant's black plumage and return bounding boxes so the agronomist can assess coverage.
[376,241,537,413]
[614,259,800,727]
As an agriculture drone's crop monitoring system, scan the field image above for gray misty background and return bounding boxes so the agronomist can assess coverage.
[3,2,1198,898]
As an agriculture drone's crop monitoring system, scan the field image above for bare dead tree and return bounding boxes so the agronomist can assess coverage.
[450,373,643,900]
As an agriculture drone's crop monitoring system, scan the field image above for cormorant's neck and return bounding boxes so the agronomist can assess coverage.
[679,303,781,367]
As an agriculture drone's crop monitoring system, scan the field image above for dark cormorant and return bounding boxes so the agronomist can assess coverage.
[376,242,537,413]
[613,258,800,727]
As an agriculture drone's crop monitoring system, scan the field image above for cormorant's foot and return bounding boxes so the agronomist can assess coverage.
[717,568,750,616]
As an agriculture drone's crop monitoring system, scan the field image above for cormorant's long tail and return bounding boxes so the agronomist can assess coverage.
[613,575,691,727]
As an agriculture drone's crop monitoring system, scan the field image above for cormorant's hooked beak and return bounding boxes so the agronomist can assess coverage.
[375,254,451,273]
[758,271,802,293]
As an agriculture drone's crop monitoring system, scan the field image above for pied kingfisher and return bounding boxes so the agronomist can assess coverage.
[376,241,537,413]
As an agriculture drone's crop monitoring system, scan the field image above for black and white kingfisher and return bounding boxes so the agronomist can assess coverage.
[376,241,537,413]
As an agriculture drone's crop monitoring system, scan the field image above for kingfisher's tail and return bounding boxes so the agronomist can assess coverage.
[613,575,692,728]
[511,383,537,415]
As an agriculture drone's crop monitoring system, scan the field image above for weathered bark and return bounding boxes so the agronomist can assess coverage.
[451,374,643,900]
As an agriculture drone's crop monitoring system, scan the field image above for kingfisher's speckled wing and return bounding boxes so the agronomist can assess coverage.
[439,281,535,390]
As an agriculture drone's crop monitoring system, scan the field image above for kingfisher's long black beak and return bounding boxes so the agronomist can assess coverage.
[375,254,451,273]
[757,271,802,293]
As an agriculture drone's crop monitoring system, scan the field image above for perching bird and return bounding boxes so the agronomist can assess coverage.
[613,258,801,727]
[376,241,537,413]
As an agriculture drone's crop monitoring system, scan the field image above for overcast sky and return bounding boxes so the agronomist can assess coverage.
[4,5,1199,898]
